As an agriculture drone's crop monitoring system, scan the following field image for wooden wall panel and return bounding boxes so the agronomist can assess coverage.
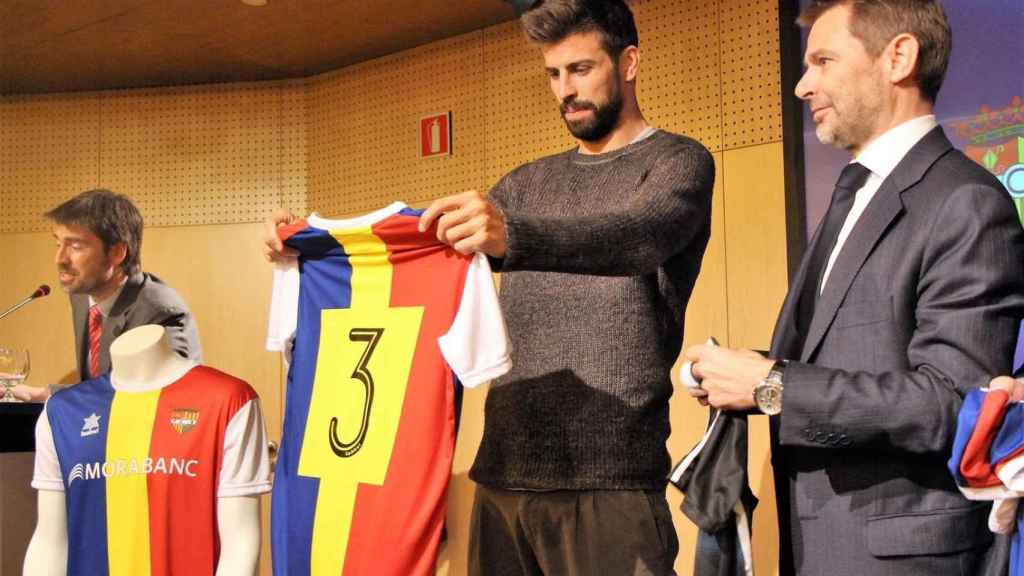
[1,81,305,232]
[100,83,290,226]
[720,0,783,149]
[306,31,487,218]
[280,81,309,216]
[634,0,723,151]
[98,89,194,225]
[481,22,577,188]
[0,94,101,232]
[724,142,789,351]
[0,232,79,386]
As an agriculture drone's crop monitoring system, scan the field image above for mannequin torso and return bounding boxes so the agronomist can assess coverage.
[24,325,268,576]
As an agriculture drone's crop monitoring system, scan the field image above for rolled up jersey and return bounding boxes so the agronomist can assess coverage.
[32,364,272,576]
[669,408,756,576]
[950,388,1014,498]
[949,387,1024,565]
[266,202,511,576]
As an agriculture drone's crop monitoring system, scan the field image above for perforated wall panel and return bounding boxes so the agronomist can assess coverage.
[634,0,723,151]
[306,32,487,218]
[720,0,783,149]
[0,94,101,232]
[1,82,305,232]
[279,80,308,216]
[1,0,783,229]
[482,21,576,189]
[100,83,291,227]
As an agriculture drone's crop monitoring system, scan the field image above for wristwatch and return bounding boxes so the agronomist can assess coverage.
[754,360,787,415]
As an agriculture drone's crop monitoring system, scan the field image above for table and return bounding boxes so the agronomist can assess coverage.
[0,402,42,453]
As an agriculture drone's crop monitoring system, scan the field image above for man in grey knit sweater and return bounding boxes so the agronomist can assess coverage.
[421,1,714,574]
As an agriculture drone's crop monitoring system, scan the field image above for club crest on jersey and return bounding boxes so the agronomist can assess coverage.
[170,408,200,435]
[80,413,101,437]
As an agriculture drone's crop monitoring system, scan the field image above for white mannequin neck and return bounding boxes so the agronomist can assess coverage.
[109,324,195,391]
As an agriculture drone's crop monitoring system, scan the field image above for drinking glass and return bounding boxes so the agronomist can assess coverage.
[0,347,31,402]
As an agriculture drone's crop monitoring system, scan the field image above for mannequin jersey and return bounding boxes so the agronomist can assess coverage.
[33,364,271,576]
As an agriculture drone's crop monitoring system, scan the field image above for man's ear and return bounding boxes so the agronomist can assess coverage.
[885,32,920,86]
[107,242,128,271]
[620,45,640,83]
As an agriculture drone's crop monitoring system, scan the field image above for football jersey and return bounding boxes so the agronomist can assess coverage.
[32,364,272,576]
[266,202,511,576]
[950,387,1013,494]
[949,387,1024,575]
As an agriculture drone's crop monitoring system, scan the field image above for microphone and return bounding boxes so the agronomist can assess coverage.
[0,284,51,321]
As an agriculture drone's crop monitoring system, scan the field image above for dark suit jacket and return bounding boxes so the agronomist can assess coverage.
[769,127,1024,575]
[71,272,201,381]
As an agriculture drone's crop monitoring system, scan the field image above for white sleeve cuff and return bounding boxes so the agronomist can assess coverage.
[218,399,272,498]
[218,480,273,498]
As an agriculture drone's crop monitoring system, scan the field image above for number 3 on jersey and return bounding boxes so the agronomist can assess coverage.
[298,306,424,484]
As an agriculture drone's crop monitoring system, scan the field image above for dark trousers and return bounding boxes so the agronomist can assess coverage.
[468,484,679,576]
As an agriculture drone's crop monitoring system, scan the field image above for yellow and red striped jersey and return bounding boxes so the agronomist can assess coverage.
[267,202,510,575]
[33,365,271,576]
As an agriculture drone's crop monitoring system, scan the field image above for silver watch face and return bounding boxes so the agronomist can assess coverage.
[755,383,783,415]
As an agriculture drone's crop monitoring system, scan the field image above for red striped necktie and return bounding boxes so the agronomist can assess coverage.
[88,304,103,378]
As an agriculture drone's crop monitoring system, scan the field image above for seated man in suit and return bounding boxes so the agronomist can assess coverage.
[13,188,201,401]
[685,0,1024,574]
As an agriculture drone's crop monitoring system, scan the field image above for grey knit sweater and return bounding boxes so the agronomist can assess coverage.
[469,129,715,490]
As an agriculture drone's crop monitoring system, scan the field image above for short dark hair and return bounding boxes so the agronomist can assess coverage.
[45,189,143,276]
[520,0,639,58]
[798,0,951,102]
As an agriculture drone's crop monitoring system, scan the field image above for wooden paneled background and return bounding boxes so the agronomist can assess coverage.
[0,0,789,574]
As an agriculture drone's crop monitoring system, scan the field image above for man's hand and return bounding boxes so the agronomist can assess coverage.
[990,376,1024,402]
[263,208,299,263]
[419,191,507,257]
[11,384,49,403]
[684,344,775,411]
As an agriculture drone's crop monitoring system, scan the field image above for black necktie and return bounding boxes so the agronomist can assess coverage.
[796,162,872,338]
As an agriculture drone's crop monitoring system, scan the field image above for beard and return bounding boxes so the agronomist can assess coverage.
[814,104,877,151]
[814,77,884,152]
[560,87,623,143]
[57,261,113,295]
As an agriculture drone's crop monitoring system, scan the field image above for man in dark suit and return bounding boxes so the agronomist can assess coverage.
[14,189,200,401]
[685,0,1024,574]
[68,271,199,380]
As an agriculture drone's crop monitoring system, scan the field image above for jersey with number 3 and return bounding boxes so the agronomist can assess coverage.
[266,202,511,576]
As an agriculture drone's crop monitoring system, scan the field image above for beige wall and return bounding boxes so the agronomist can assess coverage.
[0,0,790,574]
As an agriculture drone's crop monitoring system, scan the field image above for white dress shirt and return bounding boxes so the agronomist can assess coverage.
[820,115,939,291]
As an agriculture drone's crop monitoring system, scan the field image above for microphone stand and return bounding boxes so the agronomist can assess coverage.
[0,289,49,321]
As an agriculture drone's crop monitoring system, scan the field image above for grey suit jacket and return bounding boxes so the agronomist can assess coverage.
[769,128,1024,575]
[71,271,201,381]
